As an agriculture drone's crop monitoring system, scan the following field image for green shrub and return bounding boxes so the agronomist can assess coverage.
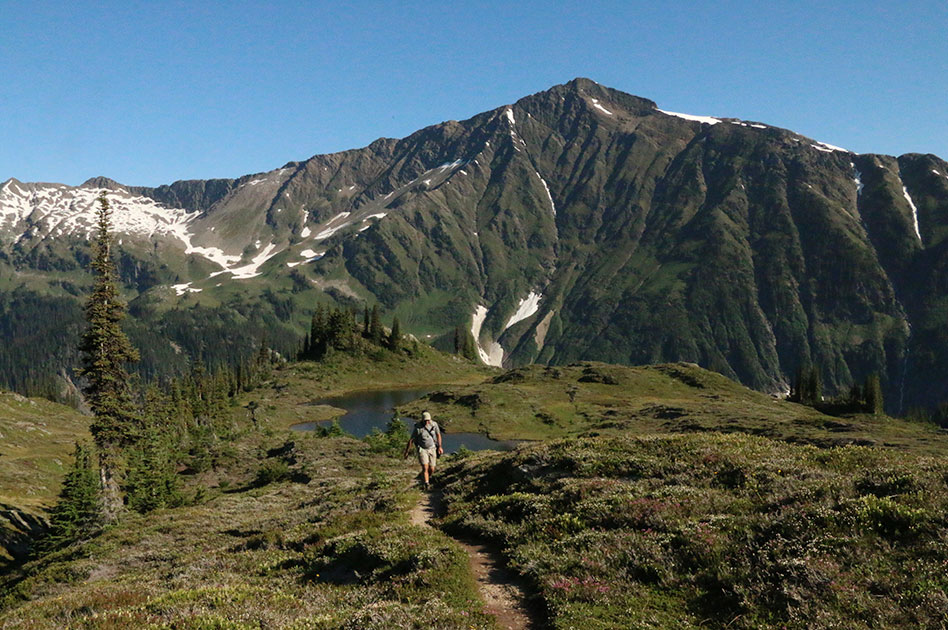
[254,460,291,486]
[854,494,929,539]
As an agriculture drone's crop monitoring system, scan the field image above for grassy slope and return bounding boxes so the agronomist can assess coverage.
[400,362,948,454]
[0,433,498,629]
[0,392,88,564]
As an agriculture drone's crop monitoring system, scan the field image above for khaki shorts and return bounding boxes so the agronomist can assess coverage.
[417,446,437,467]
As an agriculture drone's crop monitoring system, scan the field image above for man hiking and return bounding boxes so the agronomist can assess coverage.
[403,411,443,490]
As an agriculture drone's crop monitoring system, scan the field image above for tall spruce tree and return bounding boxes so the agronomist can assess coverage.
[78,192,140,521]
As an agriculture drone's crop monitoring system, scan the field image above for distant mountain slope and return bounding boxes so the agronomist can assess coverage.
[2,78,947,411]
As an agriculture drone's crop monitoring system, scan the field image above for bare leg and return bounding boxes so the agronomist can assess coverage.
[421,464,429,485]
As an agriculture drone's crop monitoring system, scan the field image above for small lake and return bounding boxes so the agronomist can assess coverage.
[290,387,519,453]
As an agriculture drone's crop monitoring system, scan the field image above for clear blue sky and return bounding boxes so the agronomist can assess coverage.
[2,1,946,187]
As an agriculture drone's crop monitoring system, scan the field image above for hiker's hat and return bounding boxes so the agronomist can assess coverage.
[422,411,432,421]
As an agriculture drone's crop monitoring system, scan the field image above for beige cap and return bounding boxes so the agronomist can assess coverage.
[422,411,432,421]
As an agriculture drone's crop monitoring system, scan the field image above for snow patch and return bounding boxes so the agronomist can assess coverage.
[505,108,515,125]
[657,109,721,125]
[301,226,311,238]
[902,185,922,242]
[172,282,202,296]
[311,212,351,241]
[470,305,504,367]
[438,159,464,172]
[504,292,542,330]
[363,213,388,221]
[851,162,864,195]
[589,98,613,115]
[210,242,280,280]
[535,172,555,215]
[313,223,350,240]
[811,141,850,153]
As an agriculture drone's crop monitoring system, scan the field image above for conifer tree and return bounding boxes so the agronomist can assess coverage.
[388,316,402,351]
[309,304,327,359]
[462,330,478,361]
[44,442,101,549]
[864,373,884,414]
[806,367,822,405]
[790,364,822,406]
[453,327,462,354]
[370,305,383,344]
[78,192,140,521]
[125,425,181,513]
[327,307,354,352]
[363,304,371,337]
[848,383,863,409]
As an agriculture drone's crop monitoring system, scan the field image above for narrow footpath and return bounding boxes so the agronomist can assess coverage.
[410,489,540,630]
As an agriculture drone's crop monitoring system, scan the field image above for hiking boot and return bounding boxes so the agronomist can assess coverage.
[423,482,431,491]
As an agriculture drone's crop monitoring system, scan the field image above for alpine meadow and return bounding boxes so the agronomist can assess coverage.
[2,77,948,630]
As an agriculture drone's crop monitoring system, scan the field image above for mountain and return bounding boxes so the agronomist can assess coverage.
[2,78,947,411]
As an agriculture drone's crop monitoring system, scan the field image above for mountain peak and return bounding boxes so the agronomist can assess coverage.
[80,176,124,190]
[564,77,604,91]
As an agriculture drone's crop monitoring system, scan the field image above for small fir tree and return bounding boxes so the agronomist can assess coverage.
[44,442,101,549]
[462,330,478,361]
[125,425,181,513]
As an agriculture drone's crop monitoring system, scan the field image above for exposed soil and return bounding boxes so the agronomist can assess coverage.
[409,488,541,630]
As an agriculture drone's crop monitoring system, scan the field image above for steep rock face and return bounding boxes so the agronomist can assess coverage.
[310,79,933,401]
[2,78,947,409]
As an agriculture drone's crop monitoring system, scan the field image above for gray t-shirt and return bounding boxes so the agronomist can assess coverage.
[412,420,441,449]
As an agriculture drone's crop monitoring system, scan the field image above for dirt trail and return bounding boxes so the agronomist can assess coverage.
[410,489,540,630]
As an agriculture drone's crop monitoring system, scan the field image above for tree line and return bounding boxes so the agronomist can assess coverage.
[789,364,884,415]
[298,303,405,360]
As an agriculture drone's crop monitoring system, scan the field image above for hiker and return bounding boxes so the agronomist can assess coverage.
[403,410,443,490]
